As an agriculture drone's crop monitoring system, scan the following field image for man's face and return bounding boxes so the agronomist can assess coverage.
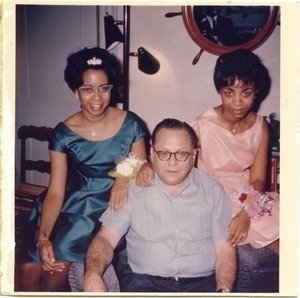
[151,128,196,192]
[206,7,220,17]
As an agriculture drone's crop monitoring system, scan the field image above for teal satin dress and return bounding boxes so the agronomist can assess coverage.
[21,111,147,264]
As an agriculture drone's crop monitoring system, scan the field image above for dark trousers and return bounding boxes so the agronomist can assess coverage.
[113,247,216,292]
[122,271,216,292]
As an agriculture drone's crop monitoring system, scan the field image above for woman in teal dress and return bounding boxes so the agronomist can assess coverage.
[17,47,148,291]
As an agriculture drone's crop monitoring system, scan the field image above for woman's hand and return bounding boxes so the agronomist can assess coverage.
[38,240,65,273]
[109,176,130,213]
[227,208,251,247]
[135,162,155,186]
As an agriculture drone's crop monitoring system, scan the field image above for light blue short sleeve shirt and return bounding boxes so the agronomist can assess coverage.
[100,167,234,277]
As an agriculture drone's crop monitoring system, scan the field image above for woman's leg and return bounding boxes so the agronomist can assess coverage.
[18,263,44,291]
[17,261,71,292]
[42,261,71,291]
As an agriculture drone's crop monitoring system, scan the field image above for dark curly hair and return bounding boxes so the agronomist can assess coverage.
[213,48,271,105]
[64,47,123,92]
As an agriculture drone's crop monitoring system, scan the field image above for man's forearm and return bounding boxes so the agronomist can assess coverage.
[84,226,122,292]
[85,232,114,276]
[215,242,237,291]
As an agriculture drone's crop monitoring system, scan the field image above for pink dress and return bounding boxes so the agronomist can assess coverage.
[191,108,279,249]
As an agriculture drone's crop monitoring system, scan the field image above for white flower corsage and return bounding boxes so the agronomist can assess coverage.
[232,186,278,219]
[108,153,146,178]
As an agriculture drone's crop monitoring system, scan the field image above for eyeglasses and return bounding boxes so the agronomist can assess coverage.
[153,148,193,162]
[78,84,113,98]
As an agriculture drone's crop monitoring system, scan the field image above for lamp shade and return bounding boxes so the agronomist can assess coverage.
[137,47,160,74]
[104,13,124,51]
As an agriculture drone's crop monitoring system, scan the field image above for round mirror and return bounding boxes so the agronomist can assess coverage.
[182,6,279,56]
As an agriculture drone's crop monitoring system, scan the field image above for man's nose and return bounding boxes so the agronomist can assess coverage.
[168,153,178,165]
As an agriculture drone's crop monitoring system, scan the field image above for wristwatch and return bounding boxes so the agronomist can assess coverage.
[217,288,230,293]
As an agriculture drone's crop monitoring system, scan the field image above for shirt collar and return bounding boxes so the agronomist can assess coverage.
[154,168,194,197]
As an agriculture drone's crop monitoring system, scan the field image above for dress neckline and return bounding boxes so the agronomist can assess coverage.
[60,111,129,142]
[209,108,258,136]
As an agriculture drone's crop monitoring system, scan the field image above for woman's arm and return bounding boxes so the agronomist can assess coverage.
[227,118,270,246]
[37,150,68,272]
[131,137,148,161]
[135,162,155,187]
[249,118,270,192]
[109,138,147,213]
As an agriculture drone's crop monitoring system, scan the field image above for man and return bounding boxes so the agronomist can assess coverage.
[194,6,238,46]
[84,118,236,292]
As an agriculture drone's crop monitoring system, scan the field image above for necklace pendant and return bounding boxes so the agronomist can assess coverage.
[91,129,96,137]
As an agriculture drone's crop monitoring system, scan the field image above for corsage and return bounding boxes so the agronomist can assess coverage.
[233,186,278,219]
[108,153,146,178]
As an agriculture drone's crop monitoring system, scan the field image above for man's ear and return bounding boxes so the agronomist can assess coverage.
[75,91,79,99]
[192,148,197,157]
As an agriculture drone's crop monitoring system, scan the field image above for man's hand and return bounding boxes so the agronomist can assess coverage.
[84,271,107,292]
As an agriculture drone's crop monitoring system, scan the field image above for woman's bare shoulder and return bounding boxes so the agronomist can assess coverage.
[109,106,126,116]
[63,112,81,126]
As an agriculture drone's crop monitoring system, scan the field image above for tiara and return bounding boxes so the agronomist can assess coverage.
[87,57,102,65]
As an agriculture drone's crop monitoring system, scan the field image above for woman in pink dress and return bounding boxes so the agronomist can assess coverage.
[137,49,279,292]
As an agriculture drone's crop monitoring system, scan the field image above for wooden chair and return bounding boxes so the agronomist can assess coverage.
[15,125,53,212]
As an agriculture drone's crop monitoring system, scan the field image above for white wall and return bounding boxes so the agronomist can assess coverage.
[15,5,280,185]
[128,6,280,133]
[16,5,100,185]
[16,5,99,128]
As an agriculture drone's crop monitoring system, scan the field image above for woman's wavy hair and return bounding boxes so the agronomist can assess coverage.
[213,48,271,107]
[64,47,123,102]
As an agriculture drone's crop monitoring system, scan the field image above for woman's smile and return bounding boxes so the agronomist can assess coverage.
[90,103,103,111]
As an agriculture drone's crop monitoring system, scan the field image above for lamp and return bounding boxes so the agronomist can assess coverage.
[104,13,124,51]
[130,47,160,75]
[105,7,161,110]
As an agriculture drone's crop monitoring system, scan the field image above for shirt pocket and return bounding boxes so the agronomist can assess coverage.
[131,203,174,241]
[177,200,212,241]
